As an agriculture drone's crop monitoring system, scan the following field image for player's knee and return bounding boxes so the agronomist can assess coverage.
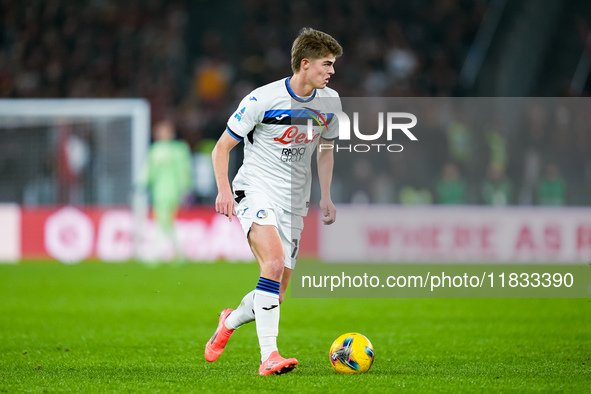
[268,257,285,280]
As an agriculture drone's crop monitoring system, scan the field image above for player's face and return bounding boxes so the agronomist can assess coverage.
[305,55,336,89]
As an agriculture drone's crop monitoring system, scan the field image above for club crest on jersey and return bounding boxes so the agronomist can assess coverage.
[256,209,268,219]
[303,107,329,131]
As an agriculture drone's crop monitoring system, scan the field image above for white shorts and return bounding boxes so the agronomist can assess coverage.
[235,191,304,270]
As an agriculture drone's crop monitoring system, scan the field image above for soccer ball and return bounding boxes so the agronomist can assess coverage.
[329,332,375,374]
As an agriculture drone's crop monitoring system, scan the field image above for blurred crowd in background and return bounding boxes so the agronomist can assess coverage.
[332,98,591,207]
[0,0,187,119]
[1,0,590,206]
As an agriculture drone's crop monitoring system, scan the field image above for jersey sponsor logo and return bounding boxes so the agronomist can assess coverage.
[274,126,320,145]
[275,114,288,120]
[281,147,306,162]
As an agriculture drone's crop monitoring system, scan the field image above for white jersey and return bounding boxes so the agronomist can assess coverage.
[226,77,340,216]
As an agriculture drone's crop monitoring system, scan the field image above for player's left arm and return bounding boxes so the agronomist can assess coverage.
[317,138,336,225]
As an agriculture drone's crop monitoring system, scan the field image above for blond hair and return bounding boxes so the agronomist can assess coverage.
[291,27,343,73]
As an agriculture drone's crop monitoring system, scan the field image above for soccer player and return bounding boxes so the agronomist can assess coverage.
[205,27,343,375]
[143,120,192,260]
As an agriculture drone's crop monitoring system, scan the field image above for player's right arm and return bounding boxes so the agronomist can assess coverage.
[212,131,241,221]
[213,90,263,221]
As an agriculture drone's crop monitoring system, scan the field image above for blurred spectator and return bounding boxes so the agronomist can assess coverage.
[349,158,373,204]
[385,22,418,90]
[192,30,233,107]
[446,108,473,170]
[482,162,512,206]
[56,124,91,205]
[537,163,565,206]
[485,121,507,172]
[194,59,231,103]
[372,172,397,204]
[436,162,466,205]
[519,101,549,204]
[399,186,433,205]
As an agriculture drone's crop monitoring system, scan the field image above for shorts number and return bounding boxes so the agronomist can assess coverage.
[291,239,299,258]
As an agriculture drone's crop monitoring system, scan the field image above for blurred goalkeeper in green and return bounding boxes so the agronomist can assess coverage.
[143,120,192,261]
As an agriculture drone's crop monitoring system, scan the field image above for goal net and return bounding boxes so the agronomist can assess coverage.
[0,99,150,259]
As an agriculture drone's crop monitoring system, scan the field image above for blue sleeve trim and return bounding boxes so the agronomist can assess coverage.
[226,126,243,141]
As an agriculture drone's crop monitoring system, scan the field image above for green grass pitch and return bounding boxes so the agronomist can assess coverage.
[0,262,589,392]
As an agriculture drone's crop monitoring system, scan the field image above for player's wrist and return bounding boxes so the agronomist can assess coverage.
[217,183,233,194]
